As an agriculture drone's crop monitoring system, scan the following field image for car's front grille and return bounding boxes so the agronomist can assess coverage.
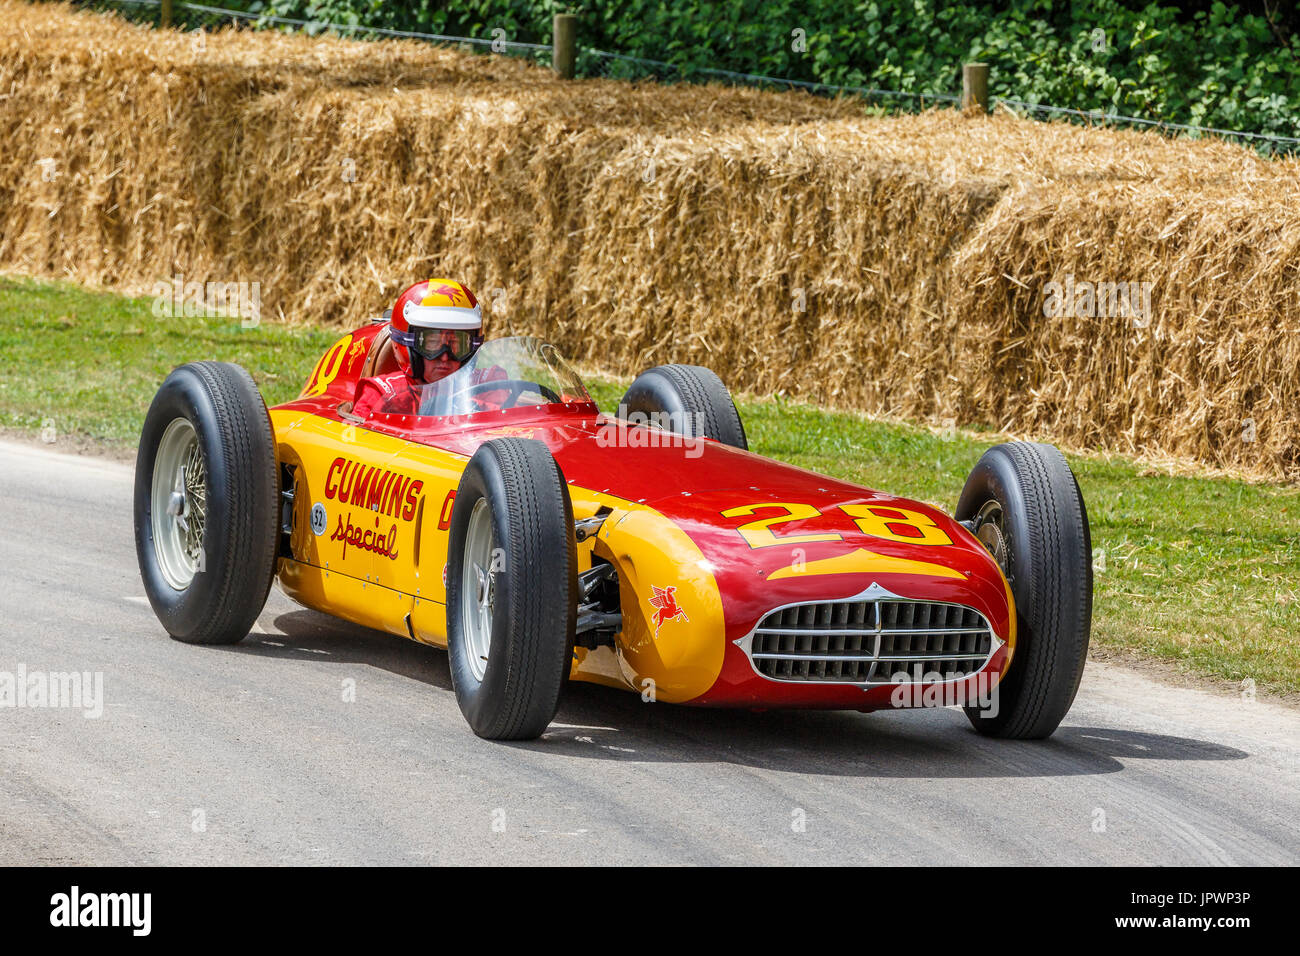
[745,599,996,684]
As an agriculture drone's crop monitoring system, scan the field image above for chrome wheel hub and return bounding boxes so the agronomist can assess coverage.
[972,499,1009,578]
[150,418,207,590]
[461,497,496,682]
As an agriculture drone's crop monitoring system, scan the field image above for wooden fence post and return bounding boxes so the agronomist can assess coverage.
[553,13,576,79]
[962,62,989,112]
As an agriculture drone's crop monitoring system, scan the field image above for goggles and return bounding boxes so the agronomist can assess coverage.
[391,325,482,362]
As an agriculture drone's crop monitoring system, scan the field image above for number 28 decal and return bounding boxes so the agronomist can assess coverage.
[719,502,953,548]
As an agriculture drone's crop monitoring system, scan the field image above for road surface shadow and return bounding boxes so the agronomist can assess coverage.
[533,682,1250,779]
[238,608,1250,780]
[217,607,455,692]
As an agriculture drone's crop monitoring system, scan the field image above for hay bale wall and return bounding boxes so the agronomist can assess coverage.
[1,2,1296,479]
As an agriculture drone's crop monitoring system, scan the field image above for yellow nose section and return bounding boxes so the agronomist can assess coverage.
[592,505,727,704]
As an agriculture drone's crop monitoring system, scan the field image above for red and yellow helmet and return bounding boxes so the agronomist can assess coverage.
[389,279,483,376]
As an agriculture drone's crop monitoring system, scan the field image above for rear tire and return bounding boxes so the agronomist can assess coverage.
[134,362,279,645]
[956,442,1092,739]
[446,438,577,740]
[619,364,747,450]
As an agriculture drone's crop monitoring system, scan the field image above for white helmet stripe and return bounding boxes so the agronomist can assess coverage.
[402,301,482,330]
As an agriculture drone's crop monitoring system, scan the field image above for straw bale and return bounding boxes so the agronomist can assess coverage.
[1,2,1296,479]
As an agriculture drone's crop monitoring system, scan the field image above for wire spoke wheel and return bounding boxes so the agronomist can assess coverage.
[461,497,496,682]
[150,417,206,590]
[971,499,1009,580]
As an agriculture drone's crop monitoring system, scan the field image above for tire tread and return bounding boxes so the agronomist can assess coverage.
[447,438,575,740]
[134,361,278,646]
[620,364,747,450]
[958,441,1091,739]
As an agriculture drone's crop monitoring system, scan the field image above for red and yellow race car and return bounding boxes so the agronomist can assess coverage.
[134,321,1092,740]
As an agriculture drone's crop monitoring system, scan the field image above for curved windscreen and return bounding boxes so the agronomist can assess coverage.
[376,336,591,418]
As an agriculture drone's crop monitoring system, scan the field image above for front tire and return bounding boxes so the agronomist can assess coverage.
[134,362,279,645]
[446,438,577,740]
[619,364,748,449]
[956,442,1092,739]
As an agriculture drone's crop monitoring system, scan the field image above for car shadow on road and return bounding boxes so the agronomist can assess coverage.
[531,682,1251,779]
[217,607,456,692]
[240,608,1249,780]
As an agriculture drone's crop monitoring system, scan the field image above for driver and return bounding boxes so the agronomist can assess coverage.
[352,278,483,419]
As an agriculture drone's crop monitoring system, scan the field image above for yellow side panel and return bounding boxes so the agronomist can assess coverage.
[270,409,465,642]
[271,411,728,702]
[278,554,414,639]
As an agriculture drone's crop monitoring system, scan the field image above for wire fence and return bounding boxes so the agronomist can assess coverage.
[76,0,1300,154]
[995,97,1300,151]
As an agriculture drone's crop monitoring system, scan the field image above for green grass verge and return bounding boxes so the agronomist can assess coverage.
[4,275,1297,696]
[0,276,338,441]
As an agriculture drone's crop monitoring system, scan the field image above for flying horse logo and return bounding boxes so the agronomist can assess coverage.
[430,283,467,305]
[345,337,367,370]
[648,585,689,635]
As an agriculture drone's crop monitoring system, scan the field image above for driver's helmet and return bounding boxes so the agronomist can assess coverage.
[388,279,483,383]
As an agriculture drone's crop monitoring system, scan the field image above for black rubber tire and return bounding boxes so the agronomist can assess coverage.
[134,362,279,645]
[955,441,1092,739]
[446,438,577,740]
[618,364,748,450]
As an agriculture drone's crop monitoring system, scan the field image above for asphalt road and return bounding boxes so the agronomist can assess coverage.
[2,438,1297,866]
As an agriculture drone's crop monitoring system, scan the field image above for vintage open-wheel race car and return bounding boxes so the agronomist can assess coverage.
[134,319,1092,741]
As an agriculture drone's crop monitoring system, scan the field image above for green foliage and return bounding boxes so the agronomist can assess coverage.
[228,0,1300,140]
[86,0,1297,140]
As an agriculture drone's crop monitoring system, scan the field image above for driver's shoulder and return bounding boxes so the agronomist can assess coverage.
[362,369,412,394]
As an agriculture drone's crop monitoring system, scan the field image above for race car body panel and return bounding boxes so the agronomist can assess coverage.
[267,326,1016,710]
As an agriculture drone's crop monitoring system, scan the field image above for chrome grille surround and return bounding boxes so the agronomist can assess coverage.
[734,582,1003,687]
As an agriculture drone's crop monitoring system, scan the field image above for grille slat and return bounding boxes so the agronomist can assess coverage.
[747,598,995,685]
[754,626,986,636]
